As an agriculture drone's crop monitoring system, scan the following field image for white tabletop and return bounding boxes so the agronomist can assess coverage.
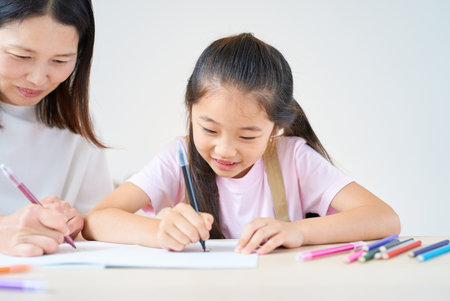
[0,236,449,301]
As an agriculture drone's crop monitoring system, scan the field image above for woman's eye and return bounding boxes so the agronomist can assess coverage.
[13,54,31,60]
[53,60,68,64]
[202,127,216,134]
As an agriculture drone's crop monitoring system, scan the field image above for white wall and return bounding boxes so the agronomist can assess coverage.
[90,0,450,236]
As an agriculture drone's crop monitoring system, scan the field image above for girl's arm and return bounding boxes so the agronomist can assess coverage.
[82,182,213,250]
[297,181,400,244]
[82,182,161,246]
[237,182,401,255]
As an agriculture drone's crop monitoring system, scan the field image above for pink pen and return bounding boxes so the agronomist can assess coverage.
[296,241,365,261]
[0,164,76,249]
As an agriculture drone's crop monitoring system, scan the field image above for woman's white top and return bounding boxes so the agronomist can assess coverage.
[0,102,113,215]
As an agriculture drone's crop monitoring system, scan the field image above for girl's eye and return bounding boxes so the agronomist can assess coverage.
[53,59,68,64]
[202,127,216,134]
[240,136,256,141]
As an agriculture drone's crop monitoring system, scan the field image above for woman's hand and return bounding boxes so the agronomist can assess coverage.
[40,196,83,239]
[235,218,304,255]
[156,203,213,251]
[0,204,70,257]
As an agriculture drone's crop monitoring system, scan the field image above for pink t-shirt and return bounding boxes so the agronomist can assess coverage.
[128,136,353,238]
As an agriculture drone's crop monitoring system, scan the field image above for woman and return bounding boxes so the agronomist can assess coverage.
[0,0,113,256]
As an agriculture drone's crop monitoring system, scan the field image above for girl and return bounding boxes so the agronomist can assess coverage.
[83,33,400,255]
[0,0,113,256]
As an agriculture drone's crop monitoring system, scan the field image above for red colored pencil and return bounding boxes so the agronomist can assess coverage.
[382,240,422,259]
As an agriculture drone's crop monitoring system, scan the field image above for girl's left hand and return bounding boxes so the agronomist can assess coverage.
[40,196,84,240]
[235,218,303,255]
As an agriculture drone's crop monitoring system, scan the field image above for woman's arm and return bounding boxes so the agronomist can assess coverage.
[0,206,69,257]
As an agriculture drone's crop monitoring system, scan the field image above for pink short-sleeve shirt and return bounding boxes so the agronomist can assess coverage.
[128,136,353,238]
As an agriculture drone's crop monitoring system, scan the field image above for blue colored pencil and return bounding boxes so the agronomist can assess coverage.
[363,234,399,252]
[408,239,449,257]
[416,244,450,262]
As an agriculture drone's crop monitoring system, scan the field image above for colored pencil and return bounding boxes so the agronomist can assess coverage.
[358,247,380,263]
[363,234,398,251]
[416,244,450,262]
[346,249,365,263]
[378,239,401,252]
[409,239,449,257]
[296,241,364,261]
[0,265,33,274]
[0,278,48,291]
[375,238,414,259]
[382,240,422,259]
[0,164,76,248]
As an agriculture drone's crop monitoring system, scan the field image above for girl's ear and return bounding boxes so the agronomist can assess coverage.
[271,126,284,138]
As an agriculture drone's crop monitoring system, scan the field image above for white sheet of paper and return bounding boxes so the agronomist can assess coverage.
[0,240,257,269]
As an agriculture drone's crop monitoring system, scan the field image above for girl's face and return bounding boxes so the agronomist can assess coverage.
[191,85,278,179]
[0,15,79,106]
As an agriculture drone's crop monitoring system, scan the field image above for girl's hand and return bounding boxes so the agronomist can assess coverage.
[0,205,70,257]
[235,218,304,255]
[156,203,213,251]
[40,196,84,239]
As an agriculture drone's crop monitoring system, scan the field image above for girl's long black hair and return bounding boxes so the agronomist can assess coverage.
[185,33,331,238]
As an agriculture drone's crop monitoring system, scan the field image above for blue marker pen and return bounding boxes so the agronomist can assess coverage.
[177,141,207,252]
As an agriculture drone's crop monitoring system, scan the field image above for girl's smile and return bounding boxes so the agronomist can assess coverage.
[212,158,240,171]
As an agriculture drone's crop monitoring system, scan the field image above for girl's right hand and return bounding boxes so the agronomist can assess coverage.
[0,205,70,257]
[156,203,213,251]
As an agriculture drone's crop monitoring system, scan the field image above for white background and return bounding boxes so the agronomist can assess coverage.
[90,0,450,235]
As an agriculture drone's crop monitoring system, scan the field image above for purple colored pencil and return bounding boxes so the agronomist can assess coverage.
[0,164,76,248]
[0,278,48,291]
[362,234,399,252]
[408,239,449,257]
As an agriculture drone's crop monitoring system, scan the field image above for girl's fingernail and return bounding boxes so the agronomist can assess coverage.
[242,247,252,254]
[234,245,242,252]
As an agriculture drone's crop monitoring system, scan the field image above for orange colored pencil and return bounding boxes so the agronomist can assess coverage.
[0,264,33,274]
[382,240,422,259]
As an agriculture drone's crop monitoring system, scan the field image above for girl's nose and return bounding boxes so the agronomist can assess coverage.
[214,137,237,158]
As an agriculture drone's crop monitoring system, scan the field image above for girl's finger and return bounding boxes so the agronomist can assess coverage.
[159,213,193,245]
[256,234,284,255]
[175,204,210,241]
[240,224,278,254]
[158,229,187,252]
[236,218,268,252]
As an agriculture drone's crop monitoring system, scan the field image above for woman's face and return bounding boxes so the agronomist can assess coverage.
[0,14,79,106]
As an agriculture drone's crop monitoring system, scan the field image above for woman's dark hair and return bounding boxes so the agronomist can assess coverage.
[0,0,104,147]
[185,33,331,238]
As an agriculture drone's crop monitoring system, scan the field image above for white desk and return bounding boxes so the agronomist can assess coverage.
[1,236,449,301]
